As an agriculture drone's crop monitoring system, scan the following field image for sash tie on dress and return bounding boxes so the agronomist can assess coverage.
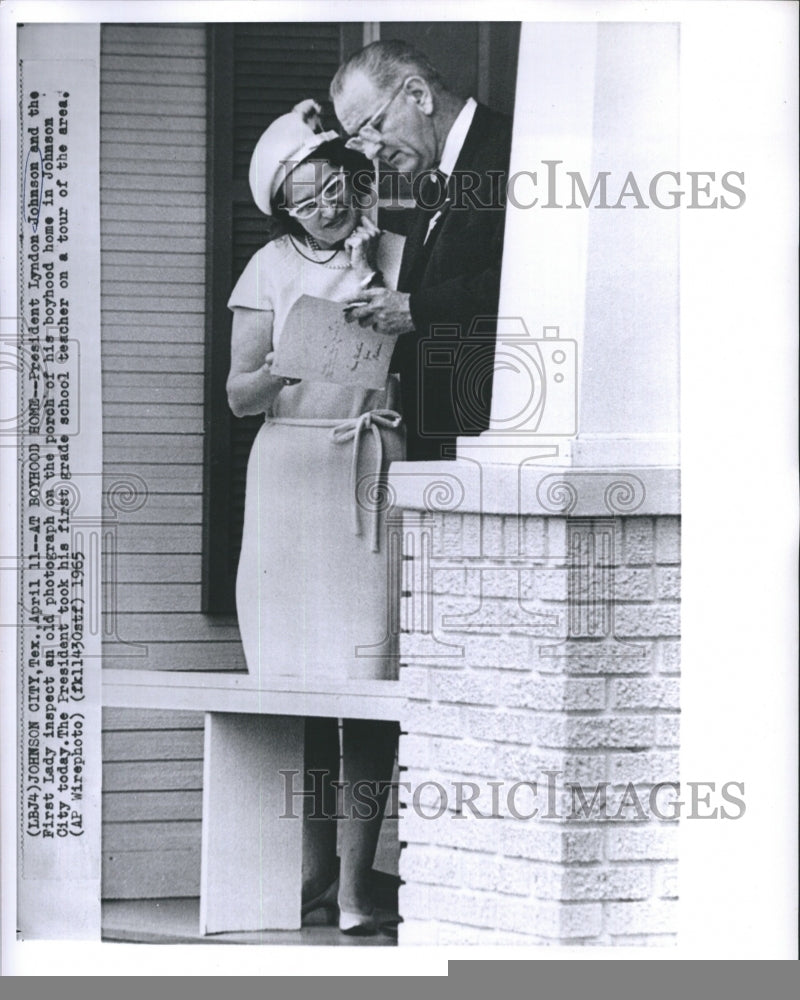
[330,409,403,552]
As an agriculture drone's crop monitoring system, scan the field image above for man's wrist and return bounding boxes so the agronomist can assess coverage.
[398,290,415,335]
[406,289,421,330]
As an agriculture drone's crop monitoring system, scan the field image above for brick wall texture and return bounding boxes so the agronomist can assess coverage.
[396,512,680,946]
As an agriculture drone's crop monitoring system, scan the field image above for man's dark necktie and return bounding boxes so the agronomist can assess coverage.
[415,169,448,213]
[398,170,448,292]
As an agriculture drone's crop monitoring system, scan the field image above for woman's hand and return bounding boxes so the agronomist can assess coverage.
[262,351,301,387]
[344,217,381,282]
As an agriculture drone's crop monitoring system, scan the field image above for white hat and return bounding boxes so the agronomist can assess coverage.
[248,99,340,216]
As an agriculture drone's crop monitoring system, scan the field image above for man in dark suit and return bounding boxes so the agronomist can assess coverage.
[332,40,512,461]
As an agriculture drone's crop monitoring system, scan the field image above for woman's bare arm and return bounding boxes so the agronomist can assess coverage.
[226,307,296,417]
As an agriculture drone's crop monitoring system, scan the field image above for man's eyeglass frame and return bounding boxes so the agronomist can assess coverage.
[343,77,411,154]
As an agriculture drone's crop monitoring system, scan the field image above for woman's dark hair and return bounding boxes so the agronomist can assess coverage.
[271,138,375,239]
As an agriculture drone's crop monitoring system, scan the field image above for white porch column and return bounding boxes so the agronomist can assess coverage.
[574,22,679,469]
[460,20,679,471]
[474,22,598,465]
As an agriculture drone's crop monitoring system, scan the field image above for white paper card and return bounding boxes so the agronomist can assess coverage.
[271,294,398,390]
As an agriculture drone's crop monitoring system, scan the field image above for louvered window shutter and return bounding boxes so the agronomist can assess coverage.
[203,23,359,614]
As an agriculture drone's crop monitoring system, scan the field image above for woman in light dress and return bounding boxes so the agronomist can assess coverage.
[226,101,403,935]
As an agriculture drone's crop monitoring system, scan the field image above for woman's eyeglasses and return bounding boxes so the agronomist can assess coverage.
[285,169,347,220]
[344,78,409,155]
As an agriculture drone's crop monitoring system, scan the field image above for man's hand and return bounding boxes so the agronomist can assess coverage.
[343,288,415,337]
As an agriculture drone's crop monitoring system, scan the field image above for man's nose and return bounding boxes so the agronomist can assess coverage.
[320,201,339,218]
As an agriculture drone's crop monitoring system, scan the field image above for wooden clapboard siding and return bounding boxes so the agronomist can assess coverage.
[105,759,204,791]
[100,23,243,675]
[107,493,202,524]
[102,707,204,899]
[99,23,234,901]
[104,731,203,763]
[104,791,203,823]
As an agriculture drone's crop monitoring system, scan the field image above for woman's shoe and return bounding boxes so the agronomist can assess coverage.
[301,877,339,924]
[338,901,377,936]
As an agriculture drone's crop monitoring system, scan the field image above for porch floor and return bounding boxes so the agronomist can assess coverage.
[102,873,400,946]
[102,898,398,945]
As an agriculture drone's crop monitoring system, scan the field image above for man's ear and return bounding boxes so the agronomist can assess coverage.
[403,75,434,116]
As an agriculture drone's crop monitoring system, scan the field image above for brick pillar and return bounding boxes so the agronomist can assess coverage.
[392,494,680,946]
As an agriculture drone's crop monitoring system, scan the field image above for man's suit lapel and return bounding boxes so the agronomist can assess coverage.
[397,104,493,292]
[397,207,430,291]
[450,102,490,176]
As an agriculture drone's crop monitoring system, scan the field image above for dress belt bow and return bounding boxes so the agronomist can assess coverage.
[330,409,403,552]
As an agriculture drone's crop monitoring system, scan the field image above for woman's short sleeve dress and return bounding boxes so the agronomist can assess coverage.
[227,231,405,682]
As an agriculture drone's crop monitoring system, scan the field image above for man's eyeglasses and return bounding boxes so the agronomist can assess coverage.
[284,169,347,220]
[344,78,409,154]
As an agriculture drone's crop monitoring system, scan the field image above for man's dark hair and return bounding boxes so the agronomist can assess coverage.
[330,39,447,101]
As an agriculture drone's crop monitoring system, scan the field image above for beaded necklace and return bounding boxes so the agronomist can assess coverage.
[290,233,351,269]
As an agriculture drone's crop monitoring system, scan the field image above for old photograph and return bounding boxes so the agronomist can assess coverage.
[3,0,796,970]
